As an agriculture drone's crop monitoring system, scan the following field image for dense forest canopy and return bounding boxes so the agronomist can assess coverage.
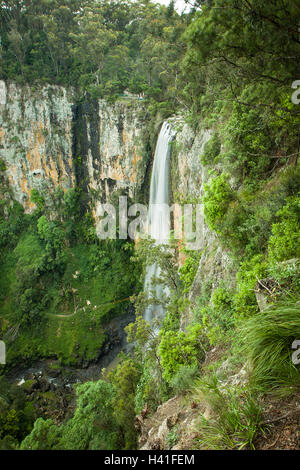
[1,0,299,152]
[0,0,186,107]
[0,0,300,452]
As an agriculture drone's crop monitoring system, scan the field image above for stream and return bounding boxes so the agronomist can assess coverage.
[6,309,135,389]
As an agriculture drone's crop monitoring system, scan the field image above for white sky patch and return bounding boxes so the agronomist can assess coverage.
[154,0,190,14]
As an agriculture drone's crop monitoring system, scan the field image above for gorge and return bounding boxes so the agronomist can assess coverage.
[0,0,299,453]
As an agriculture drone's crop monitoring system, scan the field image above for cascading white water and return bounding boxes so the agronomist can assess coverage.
[144,122,175,323]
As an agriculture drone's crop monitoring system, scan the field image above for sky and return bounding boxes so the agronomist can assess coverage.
[154,0,190,14]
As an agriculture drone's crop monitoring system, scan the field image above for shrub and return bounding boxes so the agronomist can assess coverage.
[20,418,59,450]
[194,285,235,346]
[200,133,221,165]
[108,356,141,450]
[267,259,300,298]
[170,364,199,395]
[268,194,300,262]
[30,189,45,213]
[205,287,235,344]
[193,375,263,450]
[178,249,202,294]
[166,426,179,449]
[222,99,273,182]
[203,173,235,233]
[201,167,300,260]
[22,380,120,450]
[159,324,204,382]
[135,366,157,415]
[0,378,36,446]
[240,302,300,394]
[233,255,268,320]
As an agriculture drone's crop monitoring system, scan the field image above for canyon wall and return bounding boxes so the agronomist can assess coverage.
[73,99,152,214]
[0,80,233,320]
[0,81,74,211]
[0,81,151,212]
[169,117,235,326]
[170,117,212,252]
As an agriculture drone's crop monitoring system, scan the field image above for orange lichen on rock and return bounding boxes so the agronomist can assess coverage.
[131,149,142,183]
[0,127,5,144]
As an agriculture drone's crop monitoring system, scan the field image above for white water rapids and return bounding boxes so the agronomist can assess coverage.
[144,122,175,323]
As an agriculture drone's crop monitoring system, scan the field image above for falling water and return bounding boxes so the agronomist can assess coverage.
[144,122,175,323]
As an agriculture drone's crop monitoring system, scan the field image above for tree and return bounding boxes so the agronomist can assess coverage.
[108,356,141,449]
[20,418,59,450]
[158,324,204,382]
[21,380,120,450]
[58,380,119,450]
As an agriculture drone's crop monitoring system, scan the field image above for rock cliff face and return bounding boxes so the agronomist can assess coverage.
[137,395,204,450]
[0,79,232,312]
[0,81,74,211]
[73,99,151,216]
[0,81,151,212]
[170,118,212,252]
[171,119,212,202]
[97,100,149,201]
[169,118,236,326]
[0,80,238,449]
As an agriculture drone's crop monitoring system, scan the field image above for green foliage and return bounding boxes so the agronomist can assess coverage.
[268,194,300,262]
[194,375,263,450]
[0,186,140,366]
[196,286,235,345]
[166,426,179,449]
[222,100,274,181]
[0,378,36,447]
[132,238,180,318]
[134,364,163,415]
[203,174,234,233]
[179,249,202,294]
[126,315,167,412]
[233,255,268,321]
[181,0,300,183]
[1,0,300,452]
[267,259,300,298]
[20,418,59,450]
[21,380,120,450]
[239,302,300,395]
[0,159,6,172]
[202,165,300,260]
[30,189,45,213]
[37,215,66,267]
[108,356,141,450]
[159,324,204,383]
[170,364,199,395]
[0,201,29,251]
[59,380,119,450]
[0,0,185,107]
[200,133,221,166]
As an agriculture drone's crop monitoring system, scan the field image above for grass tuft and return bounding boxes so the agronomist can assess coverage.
[239,301,300,395]
[193,375,263,450]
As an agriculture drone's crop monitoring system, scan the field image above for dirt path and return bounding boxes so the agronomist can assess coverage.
[48,297,132,319]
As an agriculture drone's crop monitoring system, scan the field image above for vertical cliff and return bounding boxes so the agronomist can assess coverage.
[0,81,152,213]
[0,81,75,211]
[170,118,212,250]
[0,79,233,307]
[169,118,236,326]
[74,99,152,212]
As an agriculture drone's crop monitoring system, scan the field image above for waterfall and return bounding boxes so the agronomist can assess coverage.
[144,122,175,323]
